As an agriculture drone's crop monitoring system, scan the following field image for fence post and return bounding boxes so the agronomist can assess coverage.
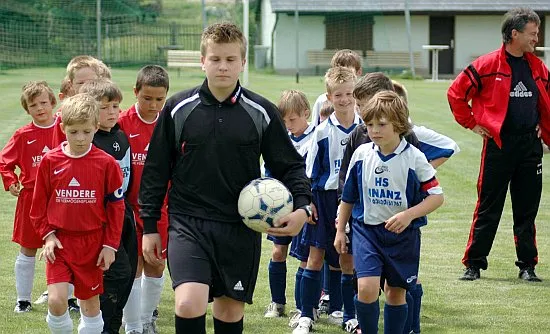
[170,22,178,46]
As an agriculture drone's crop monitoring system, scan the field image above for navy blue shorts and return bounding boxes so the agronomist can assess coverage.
[302,190,340,268]
[289,227,310,262]
[352,222,420,290]
[267,234,292,245]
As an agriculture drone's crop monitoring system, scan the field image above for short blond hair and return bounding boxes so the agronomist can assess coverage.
[200,22,247,59]
[60,76,73,96]
[66,55,112,81]
[330,49,362,73]
[391,80,409,104]
[325,66,357,94]
[21,81,57,112]
[79,79,123,103]
[361,91,411,136]
[61,93,99,126]
[278,90,310,118]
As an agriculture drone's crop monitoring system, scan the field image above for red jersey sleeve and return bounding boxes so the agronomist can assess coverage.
[103,158,125,250]
[0,132,20,190]
[30,154,54,239]
[51,117,66,147]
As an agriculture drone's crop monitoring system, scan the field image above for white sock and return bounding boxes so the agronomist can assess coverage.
[77,311,104,334]
[141,275,165,323]
[15,252,35,302]
[123,277,142,332]
[68,284,75,299]
[46,310,73,334]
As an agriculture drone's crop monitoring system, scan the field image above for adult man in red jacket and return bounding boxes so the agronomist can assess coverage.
[448,7,550,282]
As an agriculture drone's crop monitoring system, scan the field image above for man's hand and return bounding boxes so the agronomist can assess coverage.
[267,209,308,237]
[310,202,319,224]
[39,233,63,264]
[385,211,413,234]
[334,231,348,254]
[9,183,20,197]
[142,233,163,265]
[97,247,116,271]
[472,125,492,138]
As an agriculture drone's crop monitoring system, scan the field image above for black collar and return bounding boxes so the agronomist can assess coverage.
[199,79,243,106]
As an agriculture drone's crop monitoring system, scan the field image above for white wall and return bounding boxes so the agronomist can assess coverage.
[273,14,325,71]
[454,16,502,72]
[260,0,276,63]
[373,15,430,68]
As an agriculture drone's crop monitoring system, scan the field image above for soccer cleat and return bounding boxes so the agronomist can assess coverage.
[143,321,158,334]
[519,267,542,282]
[292,317,313,334]
[288,309,302,328]
[318,294,330,315]
[68,298,80,313]
[343,318,360,333]
[264,301,285,318]
[460,266,480,281]
[152,307,159,321]
[14,300,32,313]
[34,291,48,304]
[327,310,344,325]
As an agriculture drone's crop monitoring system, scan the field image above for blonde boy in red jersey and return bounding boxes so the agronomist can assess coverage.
[118,65,169,333]
[0,81,57,313]
[31,93,124,333]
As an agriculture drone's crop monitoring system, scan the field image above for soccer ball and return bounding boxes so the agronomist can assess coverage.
[237,177,294,233]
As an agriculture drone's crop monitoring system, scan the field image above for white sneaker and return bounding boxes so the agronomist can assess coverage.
[34,291,48,304]
[343,318,360,333]
[264,301,285,318]
[328,310,344,325]
[288,309,302,328]
[292,317,313,334]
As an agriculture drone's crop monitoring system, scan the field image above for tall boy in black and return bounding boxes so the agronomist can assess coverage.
[139,23,312,334]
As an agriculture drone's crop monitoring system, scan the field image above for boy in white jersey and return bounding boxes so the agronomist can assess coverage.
[294,67,361,334]
[336,91,444,333]
[263,90,315,321]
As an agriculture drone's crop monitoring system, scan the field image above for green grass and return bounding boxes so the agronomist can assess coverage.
[1,68,550,333]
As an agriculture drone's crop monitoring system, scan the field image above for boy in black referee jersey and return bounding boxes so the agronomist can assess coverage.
[139,22,312,334]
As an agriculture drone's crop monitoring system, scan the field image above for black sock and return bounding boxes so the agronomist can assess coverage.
[213,316,244,334]
[175,314,206,334]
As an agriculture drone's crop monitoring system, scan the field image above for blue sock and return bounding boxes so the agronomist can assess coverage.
[342,274,355,322]
[328,269,343,313]
[354,295,379,334]
[384,303,408,334]
[410,284,423,333]
[403,292,413,334]
[268,260,287,305]
[295,267,304,310]
[322,262,330,295]
[301,269,321,319]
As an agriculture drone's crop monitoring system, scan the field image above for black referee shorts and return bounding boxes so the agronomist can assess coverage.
[167,213,261,304]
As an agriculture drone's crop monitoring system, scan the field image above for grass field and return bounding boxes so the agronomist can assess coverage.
[0,67,550,333]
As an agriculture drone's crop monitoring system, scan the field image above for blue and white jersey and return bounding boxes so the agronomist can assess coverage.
[263,123,315,177]
[306,113,362,190]
[412,123,460,161]
[311,93,328,126]
[342,138,443,228]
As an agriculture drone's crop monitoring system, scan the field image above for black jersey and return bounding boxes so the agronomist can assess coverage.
[139,80,312,232]
[93,124,131,195]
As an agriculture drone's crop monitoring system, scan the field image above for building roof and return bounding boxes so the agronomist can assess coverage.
[270,0,550,13]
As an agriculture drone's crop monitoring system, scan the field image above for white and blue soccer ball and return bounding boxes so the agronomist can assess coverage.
[238,177,294,233]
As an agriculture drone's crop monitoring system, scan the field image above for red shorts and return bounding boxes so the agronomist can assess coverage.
[133,204,168,259]
[46,230,104,300]
[12,188,42,249]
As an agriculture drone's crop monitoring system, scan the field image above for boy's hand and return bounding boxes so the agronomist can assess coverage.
[334,231,348,254]
[39,233,63,264]
[9,183,20,197]
[385,211,412,234]
[142,233,163,265]
[97,247,116,271]
[310,203,319,224]
[267,209,308,237]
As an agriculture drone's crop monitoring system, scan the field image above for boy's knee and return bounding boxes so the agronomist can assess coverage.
[384,286,406,305]
[357,282,379,304]
[48,297,68,316]
[271,245,288,262]
[212,298,244,322]
[143,261,165,277]
[339,255,353,274]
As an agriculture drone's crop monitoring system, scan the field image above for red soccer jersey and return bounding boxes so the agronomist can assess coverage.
[118,104,159,206]
[0,121,56,190]
[30,143,125,249]
[51,112,66,147]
